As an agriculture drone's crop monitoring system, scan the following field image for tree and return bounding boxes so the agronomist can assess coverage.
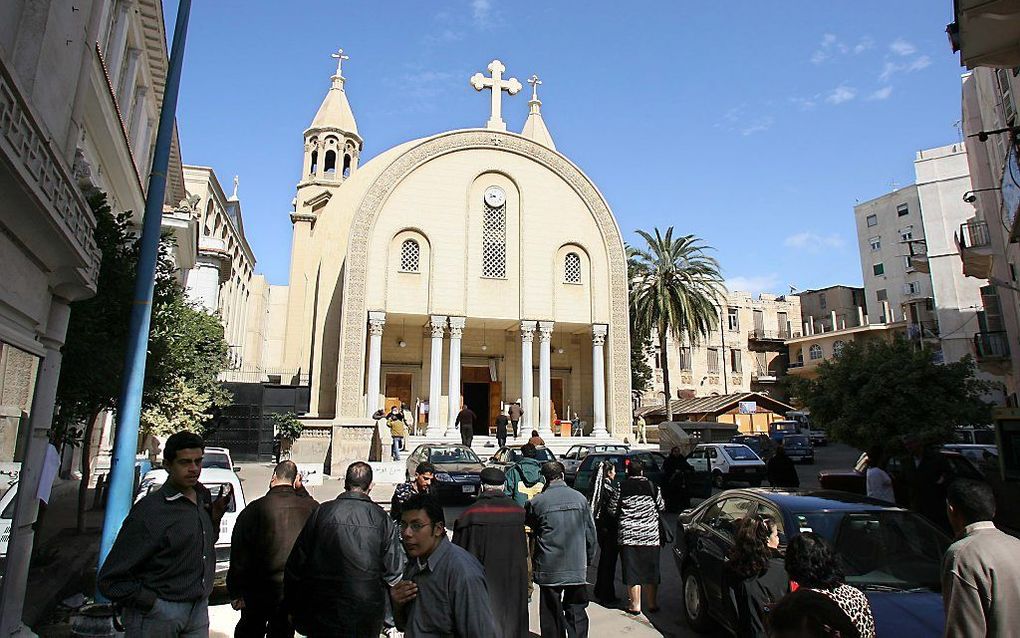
[787,338,992,454]
[628,228,724,420]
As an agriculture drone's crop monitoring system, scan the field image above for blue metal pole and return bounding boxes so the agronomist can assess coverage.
[97,0,192,587]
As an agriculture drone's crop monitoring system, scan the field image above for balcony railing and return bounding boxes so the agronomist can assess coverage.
[974,331,1010,361]
[959,221,991,249]
[750,329,790,342]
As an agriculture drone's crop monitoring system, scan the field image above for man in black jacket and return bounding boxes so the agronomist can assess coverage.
[228,461,318,637]
[284,462,405,637]
[766,444,800,488]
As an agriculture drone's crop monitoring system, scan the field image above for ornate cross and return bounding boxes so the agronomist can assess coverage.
[470,59,522,131]
[331,48,349,77]
[528,74,542,102]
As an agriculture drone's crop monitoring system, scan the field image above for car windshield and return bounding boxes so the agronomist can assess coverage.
[784,435,809,447]
[429,447,481,464]
[136,479,237,512]
[510,447,556,462]
[203,452,231,469]
[722,445,759,461]
[795,510,950,591]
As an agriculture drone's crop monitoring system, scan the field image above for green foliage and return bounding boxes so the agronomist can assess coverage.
[630,333,654,395]
[271,412,304,441]
[628,227,723,416]
[788,338,993,454]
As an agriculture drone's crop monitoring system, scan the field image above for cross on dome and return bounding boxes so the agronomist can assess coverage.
[470,59,522,131]
[331,47,349,78]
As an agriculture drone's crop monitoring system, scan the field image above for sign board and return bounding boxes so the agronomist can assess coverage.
[738,401,757,414]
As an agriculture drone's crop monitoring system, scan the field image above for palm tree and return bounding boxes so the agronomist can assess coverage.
[629,227,724,420]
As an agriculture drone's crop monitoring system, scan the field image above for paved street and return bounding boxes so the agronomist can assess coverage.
[208,442,860,637]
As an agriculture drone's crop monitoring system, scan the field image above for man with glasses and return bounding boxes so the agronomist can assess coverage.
[285,462,404,637]
[391,494,495,636]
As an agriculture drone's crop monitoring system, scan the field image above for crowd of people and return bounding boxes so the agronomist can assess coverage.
[96,430,1020,638]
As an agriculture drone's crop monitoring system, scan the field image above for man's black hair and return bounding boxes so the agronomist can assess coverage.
[163,431,204,464]
[627,459,644,477]
[274,460,298,482]
[344,461,373,491]
[521,443,538,458]
[540,460,565,482]
[401,493,445,526]
[784,532,844,590]
[415,462,436,476]
[947,477,996,524]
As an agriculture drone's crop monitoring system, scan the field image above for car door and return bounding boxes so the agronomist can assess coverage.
[695,496,757,618]
[562,447,579,473]
[687,448,713,498]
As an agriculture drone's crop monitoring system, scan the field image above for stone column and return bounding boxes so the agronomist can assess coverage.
[117,48,142,113]
[426,316,447,437]
[106,0,134,89]
[447,317,466,438]
[365,311,385,417]
[0,300,70,634]
[591,324,609,438]
[520,321,536,432]
[537,321,554,439]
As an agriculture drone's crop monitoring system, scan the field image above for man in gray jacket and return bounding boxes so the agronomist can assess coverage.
[942,478,1020,637]
[526,461,597,638]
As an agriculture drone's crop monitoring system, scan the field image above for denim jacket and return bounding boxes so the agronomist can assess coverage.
[525,479,597,586]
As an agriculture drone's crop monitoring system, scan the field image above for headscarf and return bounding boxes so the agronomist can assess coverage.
[588,461,612,517]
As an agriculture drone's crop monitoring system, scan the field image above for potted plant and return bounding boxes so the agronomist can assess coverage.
[271,412,303,461]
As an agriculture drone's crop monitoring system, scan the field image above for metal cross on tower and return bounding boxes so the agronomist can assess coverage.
[331,47,349,77]
[470,59,522,131]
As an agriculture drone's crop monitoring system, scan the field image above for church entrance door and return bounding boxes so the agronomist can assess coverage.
[551,378,564,423]
[463,382,490,436]
[384,373,412,413]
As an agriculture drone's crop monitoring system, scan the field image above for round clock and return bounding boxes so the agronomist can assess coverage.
[483,186,506,208]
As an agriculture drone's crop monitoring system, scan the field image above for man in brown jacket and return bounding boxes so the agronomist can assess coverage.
[228,461,318,637]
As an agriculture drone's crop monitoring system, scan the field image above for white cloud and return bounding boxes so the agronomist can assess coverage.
[853,37,874,54]
[812,34,872,64]
[471,0,492,23]
[789,96,818,111]
[909,55,931,71]
[868,86,894,101]
[423,29,463,45]
[890,38,917,56]
[880,54,932,82]
[741,116,775,136]
[784,232,846,251]
[825,84,857,105]
[726,274,782,296]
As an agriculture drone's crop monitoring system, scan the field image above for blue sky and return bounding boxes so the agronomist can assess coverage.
[168,1,965,293]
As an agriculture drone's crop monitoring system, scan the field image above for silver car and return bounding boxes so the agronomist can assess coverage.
[561,444,629,484]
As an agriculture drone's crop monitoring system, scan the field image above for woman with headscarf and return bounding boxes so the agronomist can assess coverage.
[608,460,666,615]
[589,460,620,604]
[722,515,788,637]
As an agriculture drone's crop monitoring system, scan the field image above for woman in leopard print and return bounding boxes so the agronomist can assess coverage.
[784,532,876,638]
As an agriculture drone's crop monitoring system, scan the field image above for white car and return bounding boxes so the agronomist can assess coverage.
[560,444,629,484]
[134,467,245,582]
[687,443,767,488]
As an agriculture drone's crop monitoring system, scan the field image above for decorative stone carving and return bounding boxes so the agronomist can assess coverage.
[448,316,466,339]
[538,322,553,342]
[368,314,386,336]
[429,318,447,339]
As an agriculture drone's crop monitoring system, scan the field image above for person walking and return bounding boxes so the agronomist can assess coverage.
[784,532,875,638]
[722,515,788,637]
[608,460,666,616]
[453,468,528,638]
[903,436,952,531]
[864,446,895,504]
[661,446,694,511]
[284,462,405,637]
[227,461,318,638]
[634,415,647,444]
[766,444,800,488]
[386,405,408,461]
[508,402,524,439]
[98,431,231,637]
[495,412,510,448]
[456,404,478,448]
[942,478,1020,637]
[526,461,597,638]
[391,462,435,520]
[589,461,620,605]
[504,443,546,506]
[528,430,546,447]
[391,494,496,637]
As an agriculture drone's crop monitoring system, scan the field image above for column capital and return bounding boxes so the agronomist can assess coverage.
[448,316,466,339]
[429,315,448,338]
[538,321,554,342]
[367,311,386,336]
[592,323,608,346]
[520,320,537,342]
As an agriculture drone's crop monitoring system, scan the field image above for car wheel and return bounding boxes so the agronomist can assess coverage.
[682,565,712,632]
[712,471,725,489]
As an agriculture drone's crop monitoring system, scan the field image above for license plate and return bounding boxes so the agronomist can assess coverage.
[462,485,475,494]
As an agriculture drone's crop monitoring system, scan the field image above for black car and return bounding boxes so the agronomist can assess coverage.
[485,445,557,473]
[405,444,484,502]
[674,488,951,636]
[729,434,776,461]
[573,449,667,495]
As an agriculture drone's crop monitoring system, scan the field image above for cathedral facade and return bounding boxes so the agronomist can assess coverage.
[270,54,631,463]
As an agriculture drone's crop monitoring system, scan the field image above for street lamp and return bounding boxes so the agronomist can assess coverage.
[963,187,1001,203]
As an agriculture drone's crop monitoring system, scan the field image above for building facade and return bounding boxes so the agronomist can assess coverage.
[798,285,867,334]
[640,291,802,406]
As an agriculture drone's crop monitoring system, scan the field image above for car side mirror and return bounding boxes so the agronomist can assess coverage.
[233,466,241,473]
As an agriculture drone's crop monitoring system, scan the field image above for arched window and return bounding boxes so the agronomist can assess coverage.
[400,239,420,272]
[310,150,318,175]
[564,252,581,283]
[809,344,823,360]
[832,340,846,356]
[482,198,506,278]
[324,150,337,174]
[342,154,352,178]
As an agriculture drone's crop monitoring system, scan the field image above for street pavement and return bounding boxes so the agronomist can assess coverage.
[211,442,861,637]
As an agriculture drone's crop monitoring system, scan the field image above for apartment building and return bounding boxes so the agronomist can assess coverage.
[640,291,801,406]
[798,285,867,334]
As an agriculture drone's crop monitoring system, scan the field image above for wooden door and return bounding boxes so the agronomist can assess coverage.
[385,373,412,413]
[488,382,502,431]
[551,378,564,422]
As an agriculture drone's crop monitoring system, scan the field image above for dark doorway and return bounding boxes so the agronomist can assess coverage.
[463,382,490,436]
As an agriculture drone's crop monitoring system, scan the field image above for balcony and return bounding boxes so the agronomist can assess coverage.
[751,369,778,383]
[749,329,791,343]
[974,331,1010,361]
[948,0,1020,68]
[958,220,995,279]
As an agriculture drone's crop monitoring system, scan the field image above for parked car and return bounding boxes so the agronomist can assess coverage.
[805,427,828,446]
[818,449,985,500]
[485,444,557,474]
[0,479,18,572]
[675,488,951,636]
[560,444,629,485]
[688,443,766,488]
[768,420,801,443]
[953,426,996,445]
[405,444,485,502]
[942,443,998,466]
[729,434,776,461]
[134,467,246,582]
[573,449,667,495]
[203,446,239,472]
[780,434,814,464]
